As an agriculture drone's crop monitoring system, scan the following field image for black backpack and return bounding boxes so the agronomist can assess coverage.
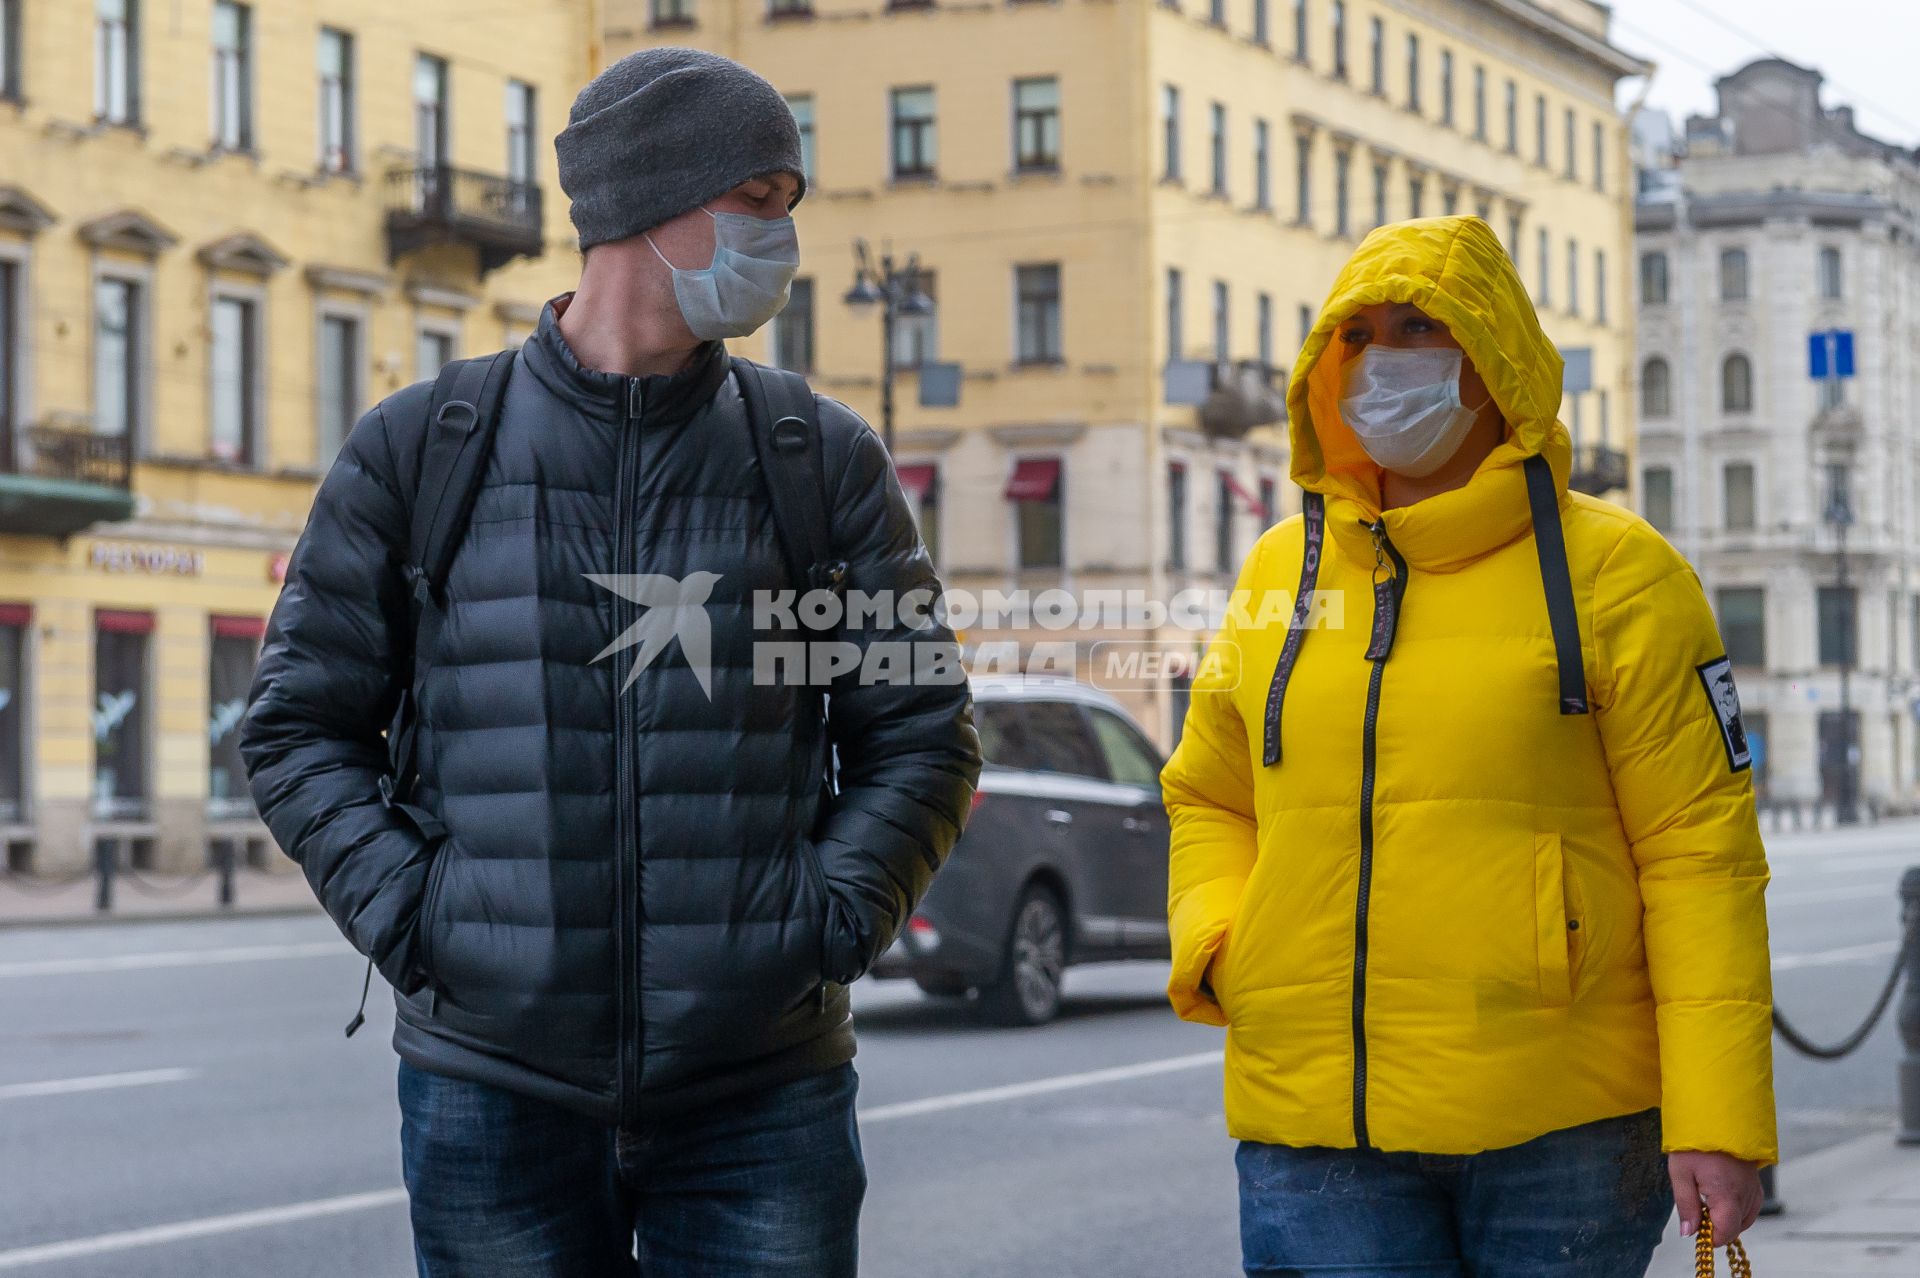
[375,350,846,849]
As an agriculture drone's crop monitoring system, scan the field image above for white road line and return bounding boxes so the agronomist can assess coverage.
[0,1189,410,1271]
[0,941,344,979]
[858,1049,1224,1124]
[0,1068,197,1102]
[1772,941,1902,971]
[0,1048,1224,1267]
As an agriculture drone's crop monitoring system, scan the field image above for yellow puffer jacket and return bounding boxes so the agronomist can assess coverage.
[1164,216,1776,1163]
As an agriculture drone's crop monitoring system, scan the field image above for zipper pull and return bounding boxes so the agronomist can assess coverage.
[627,378,644,421]
[1364,519,1400,662]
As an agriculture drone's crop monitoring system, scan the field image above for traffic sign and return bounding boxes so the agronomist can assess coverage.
[1808,330,1855,380]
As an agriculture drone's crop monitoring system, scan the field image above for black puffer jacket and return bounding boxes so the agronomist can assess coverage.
[242,300,980,1123]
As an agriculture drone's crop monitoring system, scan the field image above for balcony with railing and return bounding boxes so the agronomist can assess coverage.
[1568,442,1630,497]
[384,165,544,276]
[0,416,135,536]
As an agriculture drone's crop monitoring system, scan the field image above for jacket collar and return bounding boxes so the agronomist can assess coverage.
[521,293,731,427]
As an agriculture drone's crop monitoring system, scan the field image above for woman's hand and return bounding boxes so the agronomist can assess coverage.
[1669,1151,1763,1245]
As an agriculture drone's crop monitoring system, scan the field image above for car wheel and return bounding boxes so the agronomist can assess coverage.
[979,885,1067,1027]
[913,972,971,998]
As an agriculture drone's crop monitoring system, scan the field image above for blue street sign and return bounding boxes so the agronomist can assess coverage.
[1808,330,1855,380]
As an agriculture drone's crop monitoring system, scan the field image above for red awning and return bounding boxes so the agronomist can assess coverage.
[1221,472,1271,521]
[895,463,935,501]
[211,615,266,640]
[96,609,154,635]
[0,603,30,628]
[1003,457,1061,502]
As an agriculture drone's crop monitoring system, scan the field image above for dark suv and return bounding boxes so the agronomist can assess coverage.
[869,676,1171,1025]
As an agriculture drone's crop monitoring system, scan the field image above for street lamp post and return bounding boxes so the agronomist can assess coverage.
[843,239,934,455]
[1826,474,1859,825]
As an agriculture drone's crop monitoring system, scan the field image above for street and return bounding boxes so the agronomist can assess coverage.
[0,819,1911,1278]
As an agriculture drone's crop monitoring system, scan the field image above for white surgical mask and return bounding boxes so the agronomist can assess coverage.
[647,208,800,341]
[1338,345,1486,478]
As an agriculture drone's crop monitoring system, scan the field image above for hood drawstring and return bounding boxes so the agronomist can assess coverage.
[1259,460,1588,767]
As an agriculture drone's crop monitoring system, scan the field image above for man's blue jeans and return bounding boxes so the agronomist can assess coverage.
[399,1061,865,1277]
[1237,1108,1672,1277]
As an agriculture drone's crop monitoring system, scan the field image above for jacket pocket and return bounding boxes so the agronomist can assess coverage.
[414,839,453,986]
[1533,832,1573,1007]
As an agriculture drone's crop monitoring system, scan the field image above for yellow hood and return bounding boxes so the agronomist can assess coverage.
[1287,216,1570,514]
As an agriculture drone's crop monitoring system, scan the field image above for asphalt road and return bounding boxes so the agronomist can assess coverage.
[0,819,1910,1277]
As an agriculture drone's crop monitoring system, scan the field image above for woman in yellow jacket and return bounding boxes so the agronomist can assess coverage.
[1164,216,1774,1277]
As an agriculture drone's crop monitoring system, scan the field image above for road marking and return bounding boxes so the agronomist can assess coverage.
[858,1049,1225,1124]
[0,941,344,979]
[0,1068,197,1102]
[0,1048,1223,1266]
[1772,941,1902,971]
[0,1189,410,1271]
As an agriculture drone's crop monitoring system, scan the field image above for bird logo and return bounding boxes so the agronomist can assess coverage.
[585,571,723,699]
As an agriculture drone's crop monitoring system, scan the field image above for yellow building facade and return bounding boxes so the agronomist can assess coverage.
[0,0,596,871]
[610,0,1647,745]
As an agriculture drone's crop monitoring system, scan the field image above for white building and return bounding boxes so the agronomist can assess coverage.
[1634,58,1920,817]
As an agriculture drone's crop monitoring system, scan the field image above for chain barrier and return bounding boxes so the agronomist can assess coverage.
[0,865,101,894]
[115,865,220,898]
[1771,909,1918,1061]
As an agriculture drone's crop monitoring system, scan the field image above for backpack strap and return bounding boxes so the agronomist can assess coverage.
[1524,453,1590,715]
[731,357,846,608]
[380,350,517,840]
[1260,489,1325,767]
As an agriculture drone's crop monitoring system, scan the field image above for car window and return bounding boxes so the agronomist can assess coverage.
[975,700,1109,780]
[1089,709,1163,789]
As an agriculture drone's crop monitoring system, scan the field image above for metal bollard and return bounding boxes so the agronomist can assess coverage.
[93,838,114,913]
[1898,867,1920,1145]
[1758,1163,1782,1216]
[216,840,236,908]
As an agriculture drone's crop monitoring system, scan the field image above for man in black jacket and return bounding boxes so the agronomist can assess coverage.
[242,48,980,1277]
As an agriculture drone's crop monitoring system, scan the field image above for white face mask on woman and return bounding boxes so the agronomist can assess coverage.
[1338,346,1488,478]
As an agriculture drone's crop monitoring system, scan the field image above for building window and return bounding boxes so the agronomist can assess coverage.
[1330,149,1349,235]
[1253,117,1271,210]
[1293,0,1308,60]
[1330,0,1347,78]
[1008,457,1063,570]
[1723,462,1756,531]
[1536,227,1550,306]
[1014,77,1060,171]
[1368,16,1384,95]
[1595,249,1608,323]
[1717,588,1765,667]
[1167,462,1187,570]
[1720,248,1749,302]
[1407,173,1423,218]
[1371,159,1387,228]
[891,271,937,369]
[505,80,537,197]
[1016,264,1063,365]
[786,94,815,182]
[772,277,814,374]
[417,326,456,379]
[891,86,936,179]
[1592,119,1605,192]
[908,464,940,567]
[1439,49,1452,125]
[1563,107,1576,180]
[1722,353,1754,413]
[0,606,21,825]
[94,610,152,820]
[1441,185,1456,216]
[1641,357,1671,418]
[94,276,141,445]
[1253,0,1270,44]
[317,28,355,173]
[210,295,258,466]
[208,618,262,817]
[650,0,695,25]
[1209,0,1226,26]
[1161,84,1181,182]
[1259,475,1278,526]
[1209,102,1228,196]
[95,0,139,124]
[1818,586,1857,666]
[1640,251,1668,304]
[1166,268,1183,361]
[1642,466,1673,533]
[1298,303,1313,348]
[1257,291,1273,367]
[1502,80,1517,152]
[0,260,14,440]
[1294,132,1312,225]
[1472,65,1486,140]
[1215,472,1237,573]
[1406,34,1420,112]
[1566,238,1579,315]
[1211,280,1230,363]
[317,312,360,469]
[1818,245,1843,300]
[0,0,19,100]
[211,1,251,150]
[1506,212,1519,260]
[1533,92,1548,166]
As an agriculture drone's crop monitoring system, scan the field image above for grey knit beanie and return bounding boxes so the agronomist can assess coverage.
[556,47,807,251]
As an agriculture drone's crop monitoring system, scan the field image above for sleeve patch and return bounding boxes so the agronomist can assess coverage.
[1695,656,1753,773]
